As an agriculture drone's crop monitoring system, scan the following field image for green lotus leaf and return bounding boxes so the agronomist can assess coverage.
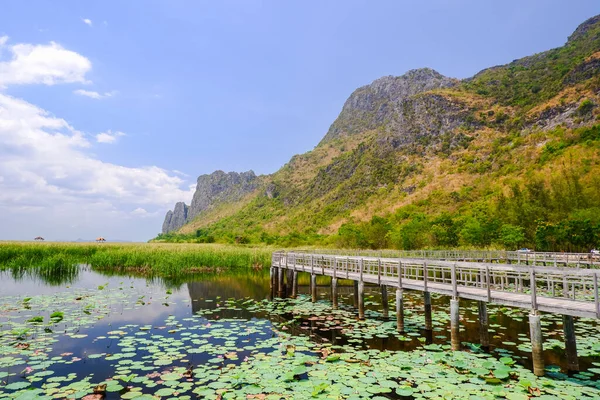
[5,381,31,390]
[154,388,175,397]
[121,391,143,399]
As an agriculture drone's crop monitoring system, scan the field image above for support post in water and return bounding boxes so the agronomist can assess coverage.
[291,270,298,298]
[353,280,359,307]
[286,269,294,295]
[331,277,338,309]
[424,291,432,330]
[450,298,460,350]
[562,315,579,371]
[278,267,285,297]
[311,274,317,303]
[396,289,404,332]
[358,281,365,320]
[529,311,545,376]
[381,285,389,319]
[477,301,489,349]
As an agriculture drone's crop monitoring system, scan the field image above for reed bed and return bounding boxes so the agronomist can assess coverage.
[0,242,274,276]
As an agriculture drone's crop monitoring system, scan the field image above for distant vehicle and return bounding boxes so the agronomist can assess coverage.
[34,236,44,241]
[517,248,531,253]
[96,237,106,242]
[591,249,600,255]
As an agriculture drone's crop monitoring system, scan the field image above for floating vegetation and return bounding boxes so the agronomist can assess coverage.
[1,267,600,399]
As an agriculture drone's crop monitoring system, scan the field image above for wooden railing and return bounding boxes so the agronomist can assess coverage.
[272,251,600,318]
[290,249,600,267]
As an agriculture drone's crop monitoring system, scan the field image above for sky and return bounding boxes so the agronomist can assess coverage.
[0,1,598,242]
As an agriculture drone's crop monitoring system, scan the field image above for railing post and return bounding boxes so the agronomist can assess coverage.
[311,254,314,275]
[346,257,349,279]
[486,264,491,302]
[378,259,381,285]
[451,263,458,298]
[594,272,599,318]
[423,262,428,292]
[530,267,537,311]
[398,261,403,289]
[333,257,337,279]
[360,258,364,282]
[321,256,325,275]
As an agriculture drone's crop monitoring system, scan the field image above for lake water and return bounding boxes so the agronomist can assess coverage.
[1,266,600,399]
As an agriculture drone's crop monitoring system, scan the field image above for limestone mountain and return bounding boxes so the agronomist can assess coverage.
[159,15,600,251]
[321,68,459,144]
[162,170,258,233]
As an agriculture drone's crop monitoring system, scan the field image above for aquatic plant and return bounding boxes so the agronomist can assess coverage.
[0,242,273,277]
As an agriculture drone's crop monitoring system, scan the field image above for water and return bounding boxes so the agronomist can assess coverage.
[1,267,600,399]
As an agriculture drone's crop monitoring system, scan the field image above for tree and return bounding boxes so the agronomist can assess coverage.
[336,223,368,249]
[364,216,391,249]
[499,224,525,249]
[460,218,486,247]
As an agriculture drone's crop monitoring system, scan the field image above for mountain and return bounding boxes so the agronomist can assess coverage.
[162,170,259,233]
[159,15,600,251]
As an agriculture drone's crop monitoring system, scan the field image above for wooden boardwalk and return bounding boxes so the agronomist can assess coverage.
[272,252,600,319]
[295,249,600,267]
[272,251,600,375]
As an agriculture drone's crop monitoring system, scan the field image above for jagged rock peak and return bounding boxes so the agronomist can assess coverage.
[568,14,600,43]
[321,68,457,143]
[368,68,453,91]
[161,170,259,234]
[187,170,258,221]
[162,202,189,233]
[350,68,456,104]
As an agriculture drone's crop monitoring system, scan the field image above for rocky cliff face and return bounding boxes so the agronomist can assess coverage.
[321,68,458,144]
[162,202,188,233]
[188,170,258,221]
[162,170,258,233]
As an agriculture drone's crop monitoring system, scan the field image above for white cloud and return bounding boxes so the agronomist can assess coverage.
[172,169,190,177]
[74,89,116,99]
[0,37,191,240]
[0,94,195,239]
[0,38,91,87]
[82,18,93,27]
[95,130,125,144]
[132,207,148,216]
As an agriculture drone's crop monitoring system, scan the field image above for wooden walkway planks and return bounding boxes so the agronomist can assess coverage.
[272,252,600,319]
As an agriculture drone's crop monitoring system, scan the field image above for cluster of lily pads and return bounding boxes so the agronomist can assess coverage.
[2,273,600,399]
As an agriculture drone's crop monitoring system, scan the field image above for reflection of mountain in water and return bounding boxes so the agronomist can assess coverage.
[187,274,270,316]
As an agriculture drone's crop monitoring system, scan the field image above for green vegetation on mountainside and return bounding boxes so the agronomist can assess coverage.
[156,15,600,252]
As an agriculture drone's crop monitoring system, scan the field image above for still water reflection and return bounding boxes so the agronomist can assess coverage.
[1,266,599,399]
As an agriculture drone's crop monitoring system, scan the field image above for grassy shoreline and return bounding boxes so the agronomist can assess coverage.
[0,242,274,275]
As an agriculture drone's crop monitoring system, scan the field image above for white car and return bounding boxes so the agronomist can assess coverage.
[591,249,600,255]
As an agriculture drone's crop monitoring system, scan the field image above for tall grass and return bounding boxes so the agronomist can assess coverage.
[0,242,274,276]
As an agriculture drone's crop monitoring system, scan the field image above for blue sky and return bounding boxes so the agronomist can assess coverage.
[0,1,598,241]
